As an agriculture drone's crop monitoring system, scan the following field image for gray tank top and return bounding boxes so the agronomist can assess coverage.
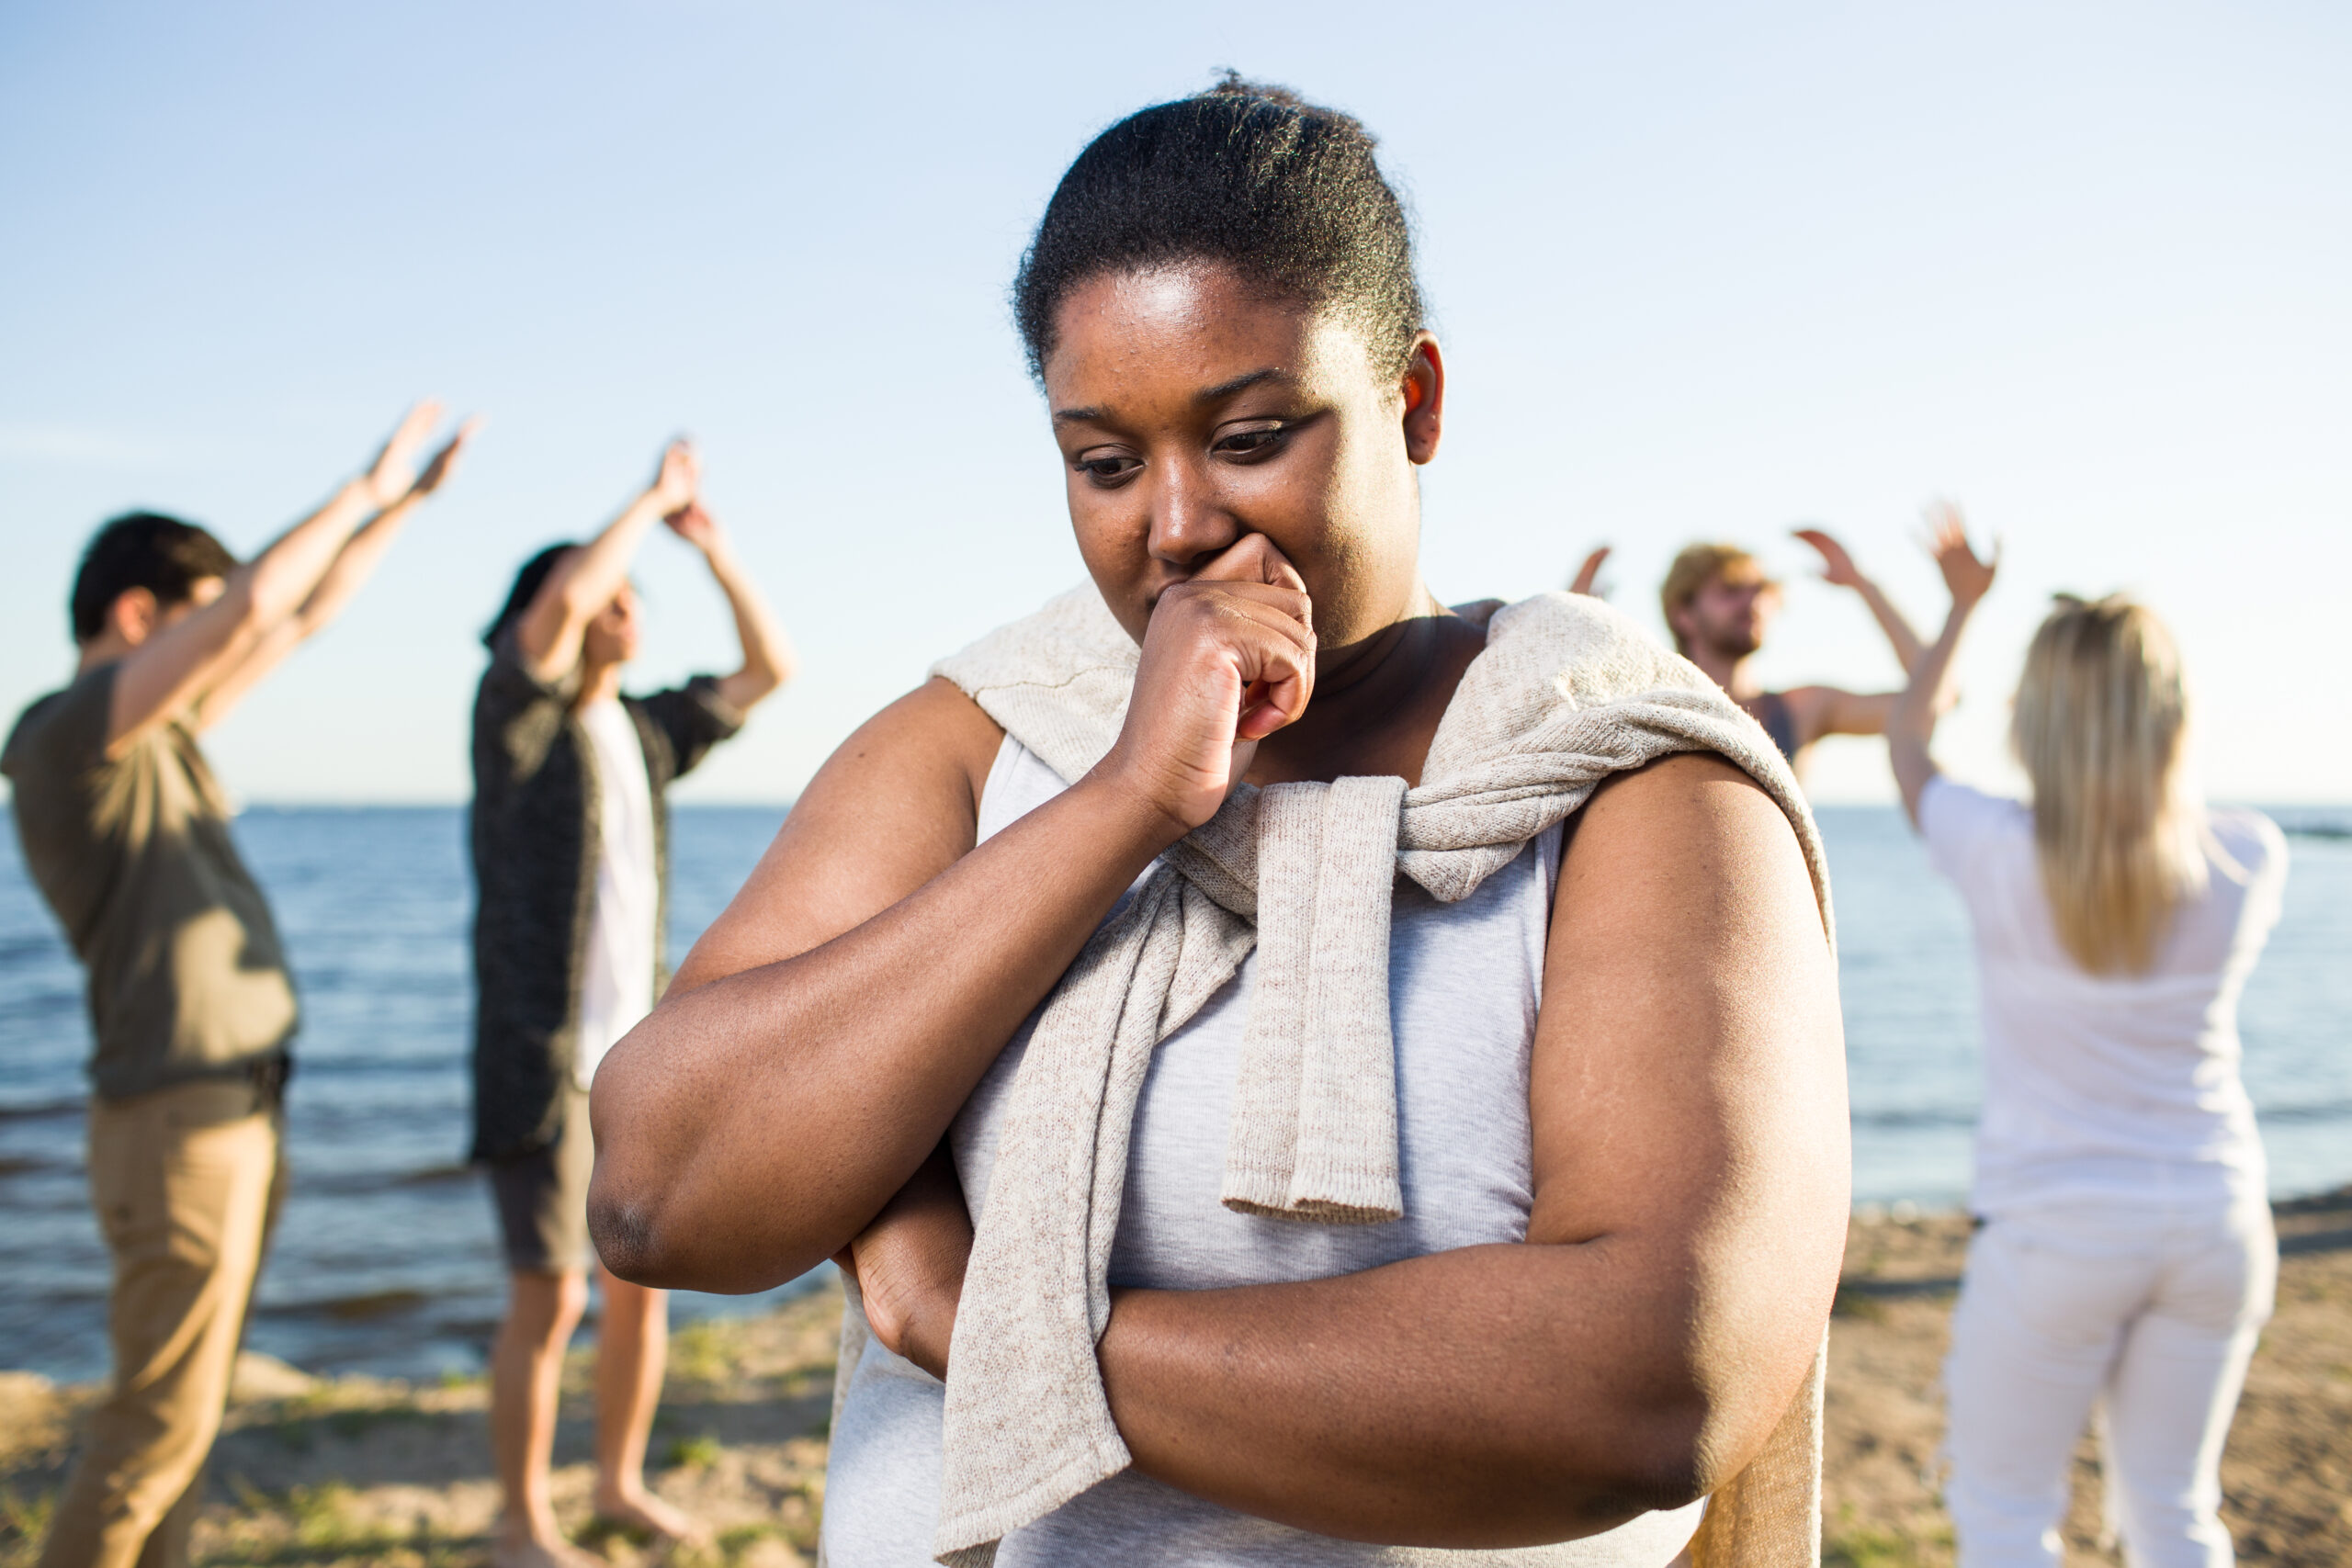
[822,739,1704,1566]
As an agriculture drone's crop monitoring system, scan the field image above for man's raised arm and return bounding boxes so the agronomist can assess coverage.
[1795,525,1927,672]
[105,400,447,755]
[512,439,699,682]
[196,418,480,732]
[665,503,796,712]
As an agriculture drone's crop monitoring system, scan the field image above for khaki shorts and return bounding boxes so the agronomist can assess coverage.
[485,1083,594,1274]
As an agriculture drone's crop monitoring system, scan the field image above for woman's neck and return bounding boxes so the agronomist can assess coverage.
[1245,585,1487,789]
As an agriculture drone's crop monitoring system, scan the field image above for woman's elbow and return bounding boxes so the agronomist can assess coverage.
[584,1071,688,1284]
[1579,1393,1714,1519]
[586,1168,669,1285]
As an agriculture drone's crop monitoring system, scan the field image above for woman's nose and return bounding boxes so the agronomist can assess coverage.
[1145,461,1240,569]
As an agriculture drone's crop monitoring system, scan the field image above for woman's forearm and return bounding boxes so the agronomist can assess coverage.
[590,772,1179,1292]
[1093,1240,1781,1546]
[1889,597,1976,825]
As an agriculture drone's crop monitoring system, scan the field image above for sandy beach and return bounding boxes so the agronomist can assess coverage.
[4,1189,2346,1568]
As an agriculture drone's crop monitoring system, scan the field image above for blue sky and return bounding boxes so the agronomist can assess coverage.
[4,1,2346,804]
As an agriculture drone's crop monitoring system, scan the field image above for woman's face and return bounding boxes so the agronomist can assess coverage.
[1041,263,1442,656]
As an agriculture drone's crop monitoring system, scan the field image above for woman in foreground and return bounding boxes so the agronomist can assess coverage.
[590,80,1849,1565]
[1890,515,2287,1567]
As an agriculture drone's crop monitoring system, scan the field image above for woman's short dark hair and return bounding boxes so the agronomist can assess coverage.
[1012,73,1424,382]
[483,543,577,650]
[70,513,238,642]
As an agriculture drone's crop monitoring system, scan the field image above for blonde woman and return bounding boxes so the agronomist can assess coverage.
[1889,509,2289,1568]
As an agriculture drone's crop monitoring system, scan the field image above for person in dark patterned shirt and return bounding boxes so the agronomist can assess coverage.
[469,438,793,1568]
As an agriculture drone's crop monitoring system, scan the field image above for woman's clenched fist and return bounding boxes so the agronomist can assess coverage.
[1091,534,1316,840]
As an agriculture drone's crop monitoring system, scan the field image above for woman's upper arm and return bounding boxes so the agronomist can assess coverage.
[1528,750,1848,1487]
[668,677,1004,996]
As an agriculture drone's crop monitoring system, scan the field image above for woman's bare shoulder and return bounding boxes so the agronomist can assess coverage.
[669,678,1005,992]
[1531,747,1842,1222]
[829,676,1006,810]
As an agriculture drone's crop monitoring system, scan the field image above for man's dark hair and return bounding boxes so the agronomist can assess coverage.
[70,513,238,642]
[1012,73,1424,382]
[483,543,577,650]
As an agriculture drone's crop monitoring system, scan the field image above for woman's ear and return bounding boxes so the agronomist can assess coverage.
[1401,335,1444,465]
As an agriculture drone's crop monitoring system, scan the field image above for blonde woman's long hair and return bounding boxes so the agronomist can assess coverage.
[2013,594,2208,975]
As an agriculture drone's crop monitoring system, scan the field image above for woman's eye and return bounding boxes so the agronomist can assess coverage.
[1215,426,1286,457]
[1074,454,1140,483]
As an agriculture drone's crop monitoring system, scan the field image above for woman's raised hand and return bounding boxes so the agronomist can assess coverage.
[1096,533,1317,840]
[1925,501,1997,607]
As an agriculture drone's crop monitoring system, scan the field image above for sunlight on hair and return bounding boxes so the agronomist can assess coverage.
[2013,594,2208,974]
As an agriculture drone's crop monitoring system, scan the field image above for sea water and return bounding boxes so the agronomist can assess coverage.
[3,804,2346,1382]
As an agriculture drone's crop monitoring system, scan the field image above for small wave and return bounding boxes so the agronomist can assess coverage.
[0,936,73,966]
[256,1289,431,1323]
[2263,806,2352,840]
[1849,1107,1978,1130]
[2257,1100,2352,1124]
[294,1164,477,1196]
[391,1164,477,1188]
[0,1096,85,1122]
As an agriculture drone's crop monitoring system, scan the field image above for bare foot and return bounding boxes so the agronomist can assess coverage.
[492,1515,605,1568]
[592,1485,708,1546]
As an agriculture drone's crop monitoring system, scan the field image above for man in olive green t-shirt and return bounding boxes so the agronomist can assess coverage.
[1,402,470,1568]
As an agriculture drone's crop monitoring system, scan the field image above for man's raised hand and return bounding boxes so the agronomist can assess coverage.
[360,400,447,509]
[649,438,700,517]
[662,502,723,554]
[408,417,481,500]
[1793,527,1865,589]
[1568,545,1611,597]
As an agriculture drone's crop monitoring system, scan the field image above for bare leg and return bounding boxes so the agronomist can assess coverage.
[491,1268,599,1568]
[592,1265,705,1541]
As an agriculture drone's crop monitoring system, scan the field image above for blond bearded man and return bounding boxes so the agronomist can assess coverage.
[1571,531,1928,779]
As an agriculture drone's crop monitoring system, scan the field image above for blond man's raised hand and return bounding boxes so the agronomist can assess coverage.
[1925,501,1997,608]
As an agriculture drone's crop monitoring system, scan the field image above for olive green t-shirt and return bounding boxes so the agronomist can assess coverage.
[3,664,298,1100]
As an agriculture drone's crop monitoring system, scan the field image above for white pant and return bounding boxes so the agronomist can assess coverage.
[1943,1196,2276,1568]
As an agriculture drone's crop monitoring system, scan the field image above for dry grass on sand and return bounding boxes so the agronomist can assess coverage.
[0,1291,842,1568]
[5,1190,2348,1567]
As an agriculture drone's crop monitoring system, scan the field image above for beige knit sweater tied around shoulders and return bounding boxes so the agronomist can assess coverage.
[834,584,1835,1568]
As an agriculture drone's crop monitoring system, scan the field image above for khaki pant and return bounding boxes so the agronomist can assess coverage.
[40,1080,286,1568]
